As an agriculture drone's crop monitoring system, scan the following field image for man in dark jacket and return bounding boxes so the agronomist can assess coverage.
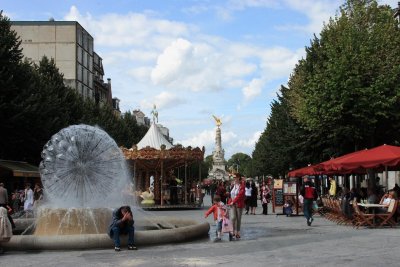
[300,176,318,226]
[108,206,137,251]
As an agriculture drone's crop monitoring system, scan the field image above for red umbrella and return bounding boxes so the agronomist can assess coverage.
[316,149,367,173]
[330,144,400,171]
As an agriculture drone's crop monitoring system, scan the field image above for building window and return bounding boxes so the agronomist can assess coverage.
[77,28,82,45]
[77,46,82,63]
[83,69,88,85]
[83,51,87,68]
[89,72,93,88]
[88,54,92,71]
[88,38,93,55]
[82,32,88,51]
[77,64,82,81]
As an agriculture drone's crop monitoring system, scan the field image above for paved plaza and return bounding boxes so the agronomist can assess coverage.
[2,197,400,267]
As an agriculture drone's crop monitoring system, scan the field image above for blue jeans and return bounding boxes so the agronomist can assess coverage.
[112,225,135,247]
[303,199,313,221]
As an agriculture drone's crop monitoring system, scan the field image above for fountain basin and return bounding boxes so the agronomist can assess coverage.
[4,216,210,250]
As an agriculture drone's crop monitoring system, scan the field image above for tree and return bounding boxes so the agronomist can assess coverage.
[288,0,400,154]
[0,12,147,164]
[252,86,313,178]
[227,152,253,176]
[0,12,42,162]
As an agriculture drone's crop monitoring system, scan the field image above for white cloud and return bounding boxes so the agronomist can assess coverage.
[237,131,262,148]
[140,91,186,110]
[127,67,152,82]
[242,78,264,102]
[64,6,189,48]
[228,0,280,10]
[59,4,320,158]
[151,38,195,85]
[178,129,237,150]
[64,5,303,105]
[279,0,340,34]
[259,47,303,81]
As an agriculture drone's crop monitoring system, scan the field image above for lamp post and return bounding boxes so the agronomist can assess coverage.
[232,162,239,173]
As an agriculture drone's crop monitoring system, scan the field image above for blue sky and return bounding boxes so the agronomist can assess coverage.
[2,0,398,159]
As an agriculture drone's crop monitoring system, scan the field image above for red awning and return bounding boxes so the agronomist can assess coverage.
[288,165,320,177]
[328,144,400,171]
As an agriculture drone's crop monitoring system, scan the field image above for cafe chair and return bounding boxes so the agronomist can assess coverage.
[375,200,398,228]
[352,201,375,228]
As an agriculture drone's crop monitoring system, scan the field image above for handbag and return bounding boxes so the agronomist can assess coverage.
[221,217,233,233]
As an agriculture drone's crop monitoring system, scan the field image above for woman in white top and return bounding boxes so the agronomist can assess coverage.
[229,174,245,239]
[244,181,252,215]
[23,183,34,217]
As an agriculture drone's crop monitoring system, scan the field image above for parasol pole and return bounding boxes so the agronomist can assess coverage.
[385,165,389,190]
[185,161,188,204]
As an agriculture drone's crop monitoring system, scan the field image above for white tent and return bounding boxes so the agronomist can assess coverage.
[136,122,173,149]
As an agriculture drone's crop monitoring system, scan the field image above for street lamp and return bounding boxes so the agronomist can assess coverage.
[232,162,239,173]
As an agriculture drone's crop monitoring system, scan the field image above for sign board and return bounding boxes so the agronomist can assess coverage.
[283,182,300,216]
[283,182,297,195]
[273,179,283,189]
[274,189,284,206]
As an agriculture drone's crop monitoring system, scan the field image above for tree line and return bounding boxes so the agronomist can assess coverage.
[0,12,148,165]
[252,0,400,178]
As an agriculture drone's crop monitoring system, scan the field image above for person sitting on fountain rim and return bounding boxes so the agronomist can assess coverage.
[108,206,137,251]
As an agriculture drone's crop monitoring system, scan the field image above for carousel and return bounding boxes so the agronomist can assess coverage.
[121,108,205,206]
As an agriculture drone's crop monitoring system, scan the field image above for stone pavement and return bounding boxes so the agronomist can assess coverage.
[2,196,400,267]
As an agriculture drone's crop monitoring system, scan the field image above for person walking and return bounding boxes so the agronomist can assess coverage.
[23,184,34,218]
[216,181,227,204]
[33,183,43,207]
[260,181,271,215]
[244,181,252,215]
[204,195,233,242]
[300,176,318,226]
[210,180,217,204]
[108,205,137,252]
[250,182,258,215]
[229,174,245,239]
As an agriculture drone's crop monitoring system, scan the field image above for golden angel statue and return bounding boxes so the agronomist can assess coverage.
[212,115,222,127]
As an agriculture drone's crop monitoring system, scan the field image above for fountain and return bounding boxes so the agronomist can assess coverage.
[4,125,209,250]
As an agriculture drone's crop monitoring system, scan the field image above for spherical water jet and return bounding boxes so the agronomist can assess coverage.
[5,124,209,250]
[39,124,131,208]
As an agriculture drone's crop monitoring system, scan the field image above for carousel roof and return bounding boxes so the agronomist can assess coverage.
[136,122,173,150]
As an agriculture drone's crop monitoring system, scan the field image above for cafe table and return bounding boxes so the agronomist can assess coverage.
[357,203,387,226]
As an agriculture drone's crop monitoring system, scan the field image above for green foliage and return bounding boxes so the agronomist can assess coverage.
[0,12,146,164]
[227,152,253,176]
[252,86,311,178]
[289,0,400,152]
[253,0,400,177]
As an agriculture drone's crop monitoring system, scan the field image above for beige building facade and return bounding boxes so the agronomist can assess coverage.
[11,21,96,100]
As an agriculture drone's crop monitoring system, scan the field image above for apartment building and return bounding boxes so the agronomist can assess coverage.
[11,21,112,106]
